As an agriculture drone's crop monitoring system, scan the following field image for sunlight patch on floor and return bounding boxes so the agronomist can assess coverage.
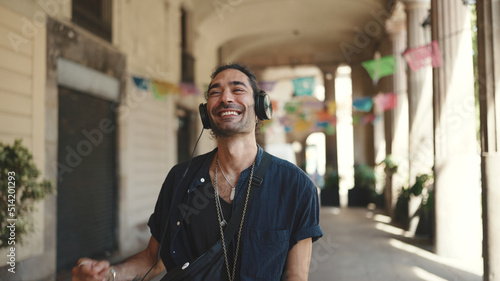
[411,267,449,281]
[389,238,483,276]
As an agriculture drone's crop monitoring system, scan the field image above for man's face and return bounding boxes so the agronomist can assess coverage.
[206,69,257,137]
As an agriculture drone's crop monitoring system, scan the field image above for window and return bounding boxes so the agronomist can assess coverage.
[181,8,194,82]
[72,0,112,41]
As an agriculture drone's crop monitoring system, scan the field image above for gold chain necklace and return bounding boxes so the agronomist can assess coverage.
[214,153,255,281]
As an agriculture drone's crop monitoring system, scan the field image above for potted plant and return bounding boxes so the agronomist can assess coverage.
[0,139,54,248]
[377,155,399,211]
[348,164,376,207]
[393,173,434,234]
[320,167,340,206]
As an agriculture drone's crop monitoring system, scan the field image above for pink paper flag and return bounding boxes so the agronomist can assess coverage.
[403,40,443,71]
[362,114,377,125]
[373,93,398,113]
[180,82,200,96]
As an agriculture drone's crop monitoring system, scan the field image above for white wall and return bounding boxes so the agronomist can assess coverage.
[0,4,47,261]
[113,0,182,255]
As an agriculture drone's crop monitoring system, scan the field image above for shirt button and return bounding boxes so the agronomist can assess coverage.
[172,250,176,254]
[176,221,180,226]
[187,189,190,194]
[200,178,205,183]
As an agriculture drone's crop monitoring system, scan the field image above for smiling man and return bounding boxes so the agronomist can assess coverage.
[72,63,322,281]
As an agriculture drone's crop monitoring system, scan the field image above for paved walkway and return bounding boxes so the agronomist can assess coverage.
[309,207,483,281]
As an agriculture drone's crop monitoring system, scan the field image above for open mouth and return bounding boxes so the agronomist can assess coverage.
[219,110,241,117]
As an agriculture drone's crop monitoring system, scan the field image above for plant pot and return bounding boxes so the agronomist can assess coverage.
[320,188,340,206]
[415,207,434,238]
[348,186,371,207]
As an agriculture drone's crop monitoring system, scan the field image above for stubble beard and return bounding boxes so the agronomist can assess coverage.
[210,105,256,138]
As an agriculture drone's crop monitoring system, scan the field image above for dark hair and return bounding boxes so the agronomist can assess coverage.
[206,63,260,100]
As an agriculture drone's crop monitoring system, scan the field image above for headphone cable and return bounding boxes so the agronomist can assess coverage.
[141,127,205,281]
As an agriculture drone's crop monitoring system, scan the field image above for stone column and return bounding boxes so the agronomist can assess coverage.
[431,0,482,259]
[320,65,339,171]
[384,3,408,218]
[477,0,500,279]
[402,0,433,234]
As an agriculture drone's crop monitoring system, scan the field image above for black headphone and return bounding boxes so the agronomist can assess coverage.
[198,90,273,129]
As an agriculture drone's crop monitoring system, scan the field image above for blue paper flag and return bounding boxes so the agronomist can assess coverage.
[132,76,149,91]
[352,97,374,112]
[292,77,315,96]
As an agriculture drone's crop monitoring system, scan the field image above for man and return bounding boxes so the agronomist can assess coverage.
[72,63,323,281]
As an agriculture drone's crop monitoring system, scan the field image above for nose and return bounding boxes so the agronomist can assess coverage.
[221,88,234,104]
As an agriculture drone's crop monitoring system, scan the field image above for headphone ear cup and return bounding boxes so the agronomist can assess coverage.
[199,103,211,129]
[255,90,273,120]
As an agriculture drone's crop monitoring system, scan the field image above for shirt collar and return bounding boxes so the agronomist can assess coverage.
[189,145,263,192]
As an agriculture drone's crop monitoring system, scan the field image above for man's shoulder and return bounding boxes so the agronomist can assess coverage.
[268,154,314,184]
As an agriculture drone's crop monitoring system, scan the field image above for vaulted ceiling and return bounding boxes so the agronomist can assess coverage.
[189,0,396,67]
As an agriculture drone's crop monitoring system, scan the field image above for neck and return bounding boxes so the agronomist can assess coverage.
[216,136,258,175]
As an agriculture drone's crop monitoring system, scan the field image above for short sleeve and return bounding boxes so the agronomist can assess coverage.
[289,182,323,249]
[147,167,179,244]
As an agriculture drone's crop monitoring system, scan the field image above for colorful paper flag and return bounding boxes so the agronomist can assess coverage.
[327,100,336,115]
[316,110,335,123]
[362,114,377,124]
[258,81,277,92]
[132,76,149,91]
[373,93,398,113]
[352,115,361,125]
[151,80,180,99]
[294,119,312,132]
[284,100,301,113]
[352,97,374,112]
[292,77,315,96]
[180,82,200,96]
[317,121,330,128]
[325,124,336,135]
[302,100,324,110]
[362,55,396,80]
[271,100,278,113]
[403,40,443,71]
[279,116,292,127]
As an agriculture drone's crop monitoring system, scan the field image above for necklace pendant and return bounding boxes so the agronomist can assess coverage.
[230,188,235,200]
[221,220,227,227]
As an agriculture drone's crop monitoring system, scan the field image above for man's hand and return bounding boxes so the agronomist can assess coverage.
[71,236,163,281]
[72,258,113,281]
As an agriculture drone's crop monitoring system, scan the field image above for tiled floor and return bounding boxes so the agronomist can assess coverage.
[309,207,483,281]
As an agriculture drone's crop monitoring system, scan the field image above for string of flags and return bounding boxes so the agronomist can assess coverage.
[130,40,440,135]
[131,76,202,100]
[362,40,443,79]
[273,92,398,135]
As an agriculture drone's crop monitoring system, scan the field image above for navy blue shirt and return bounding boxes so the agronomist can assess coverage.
[148,146,323,280]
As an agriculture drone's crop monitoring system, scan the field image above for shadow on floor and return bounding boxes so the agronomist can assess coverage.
[309,207,482,281]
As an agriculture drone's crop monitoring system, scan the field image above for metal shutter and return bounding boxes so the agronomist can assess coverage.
[57,87,117,270]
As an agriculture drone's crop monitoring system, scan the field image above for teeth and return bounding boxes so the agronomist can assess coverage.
[221,111,239,116]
